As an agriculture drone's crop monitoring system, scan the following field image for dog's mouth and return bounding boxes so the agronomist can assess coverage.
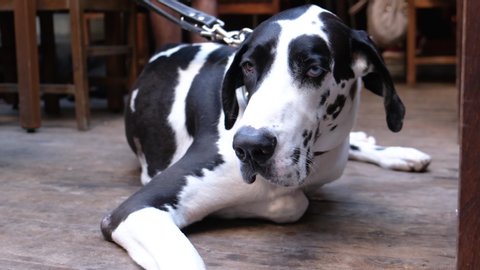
[239,158,282,185]
[241,169,257,184]
[239,161,264,184]
[239,160,303,187]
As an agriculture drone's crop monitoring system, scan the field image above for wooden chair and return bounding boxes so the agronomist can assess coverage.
[406,0,456,85]
[0,0,41,131]
[0,0,138,131]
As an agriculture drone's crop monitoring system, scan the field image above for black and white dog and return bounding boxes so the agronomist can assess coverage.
[101,5,431,269]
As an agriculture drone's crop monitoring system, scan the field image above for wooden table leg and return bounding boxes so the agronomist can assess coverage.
[14,0,41,132]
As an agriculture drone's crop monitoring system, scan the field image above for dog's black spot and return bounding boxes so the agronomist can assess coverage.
[350,144,360,151]
[330,125,338,131]
[326,94,347,120]
[305,148,312,175]
[332,109,343,120]
[303,130,313,147]
[320,90,330,106]
[314,124,321,142]
[288,35,331,87]
[241,38,278,93]
[186,47,234,136]
[292,148,301,164]
[341,82,346,88]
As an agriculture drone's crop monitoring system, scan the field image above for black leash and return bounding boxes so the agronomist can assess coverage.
[137,0,252,46]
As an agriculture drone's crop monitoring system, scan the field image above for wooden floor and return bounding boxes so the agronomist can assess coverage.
[0,83,458,269]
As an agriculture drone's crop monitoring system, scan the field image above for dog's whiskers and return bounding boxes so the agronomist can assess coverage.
[292,150,318,176]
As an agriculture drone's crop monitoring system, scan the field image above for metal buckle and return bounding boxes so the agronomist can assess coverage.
[201,25,252,47]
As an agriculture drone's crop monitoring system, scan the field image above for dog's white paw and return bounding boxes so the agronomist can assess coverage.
[111,208,206,270]
[375,146,432,172]
[349,132,432,172]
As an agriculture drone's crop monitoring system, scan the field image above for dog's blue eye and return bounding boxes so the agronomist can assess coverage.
[306,65,323,78]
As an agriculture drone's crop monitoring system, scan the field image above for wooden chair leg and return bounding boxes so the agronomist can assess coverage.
[14,0,41,131]
[70,0,90,130]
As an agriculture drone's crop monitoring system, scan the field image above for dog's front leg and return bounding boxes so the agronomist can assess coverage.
[101,172,207,270]
[103,207,205,270]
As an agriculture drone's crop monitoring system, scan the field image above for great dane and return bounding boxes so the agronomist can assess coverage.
[101,5,431,269]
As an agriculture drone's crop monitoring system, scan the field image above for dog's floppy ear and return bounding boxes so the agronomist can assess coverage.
[351,30,405,132]
[222,43,249,130]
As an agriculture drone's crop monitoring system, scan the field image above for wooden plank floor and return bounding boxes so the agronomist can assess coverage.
[0,83,458,269]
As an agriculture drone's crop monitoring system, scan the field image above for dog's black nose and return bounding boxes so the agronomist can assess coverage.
[233,126,277,165]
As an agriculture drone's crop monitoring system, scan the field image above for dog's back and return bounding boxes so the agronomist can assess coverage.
[126,43,235,185]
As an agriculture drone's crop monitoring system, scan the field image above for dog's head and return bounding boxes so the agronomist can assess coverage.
[222,5,405,186]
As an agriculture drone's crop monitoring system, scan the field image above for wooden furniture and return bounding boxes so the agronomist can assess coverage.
[0,0,138,131]
[406,0,456,85]
[0,0,41,131]
[458,0,480,268]
[218,0,280,16]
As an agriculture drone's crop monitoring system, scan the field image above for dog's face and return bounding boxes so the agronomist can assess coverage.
[222,5,405,187]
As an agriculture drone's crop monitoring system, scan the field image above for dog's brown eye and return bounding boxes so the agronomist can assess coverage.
[242,61,255,74]
[306,65,323,78]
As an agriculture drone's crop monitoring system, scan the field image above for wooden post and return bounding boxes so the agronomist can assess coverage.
[14,0,41,131]
[69,0,90,130]
[458,0,480,269]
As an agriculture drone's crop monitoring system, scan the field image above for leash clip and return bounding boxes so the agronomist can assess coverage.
[201,25,252,47]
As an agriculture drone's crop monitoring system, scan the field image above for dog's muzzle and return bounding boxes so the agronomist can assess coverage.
[233,126,277,184]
